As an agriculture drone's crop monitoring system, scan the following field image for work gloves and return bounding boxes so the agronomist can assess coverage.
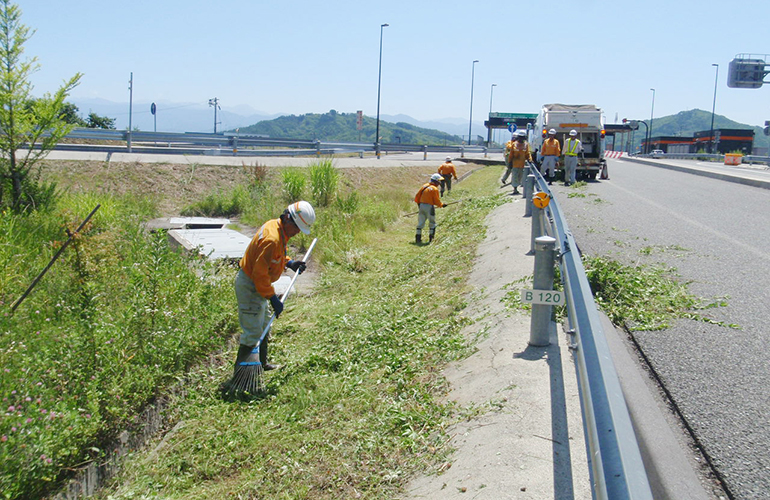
[442,203,448,208]
[286,260,306,274]
[270,294,284,318]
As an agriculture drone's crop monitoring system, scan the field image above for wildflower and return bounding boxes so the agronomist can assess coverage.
[7,405,14,412]
[25,397,31,402]
[11,427,16,432]
[26,418,32,424]
[41,409,47,414]
[1,436,6,442]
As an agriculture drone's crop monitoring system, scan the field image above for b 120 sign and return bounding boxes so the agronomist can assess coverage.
[520,289,565,305]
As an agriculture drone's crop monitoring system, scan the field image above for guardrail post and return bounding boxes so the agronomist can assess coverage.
[315,140,321,156]
[232,135,238,156]
[460,146,465,158]
[423,145,428,160]
[126,130,132,153]
[483,146,488,158]
[529,200,543,255]
[524,174,535,217]
[530,236,556,346]
[359,150,364,159]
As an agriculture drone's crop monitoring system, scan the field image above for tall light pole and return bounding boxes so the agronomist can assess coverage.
[208,97,220,134]
[375,23,389,159]
[488,83,497,146]
[709,63,719,154]
[648,88,655,154]
[468,60,479,146]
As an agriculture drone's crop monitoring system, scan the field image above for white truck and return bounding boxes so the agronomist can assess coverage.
[530,103,607,181]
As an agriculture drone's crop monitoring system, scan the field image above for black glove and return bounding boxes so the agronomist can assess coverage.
[287,260,306,274]
[442,203,448,208]
[269,294,284,318]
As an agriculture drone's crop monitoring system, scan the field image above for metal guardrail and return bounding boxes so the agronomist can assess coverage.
[528,166,654,500]
[57,128,499,157]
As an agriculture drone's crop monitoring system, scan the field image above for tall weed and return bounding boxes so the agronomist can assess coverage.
[281,168,306,202]
[309,159,338,207]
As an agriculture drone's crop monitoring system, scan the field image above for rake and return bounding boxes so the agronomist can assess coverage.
[224,237,317,398]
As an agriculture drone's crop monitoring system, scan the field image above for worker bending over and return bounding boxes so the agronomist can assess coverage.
[233,201,315,373]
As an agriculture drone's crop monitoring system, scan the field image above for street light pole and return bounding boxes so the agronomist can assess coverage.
[488,83,496,146]
[648,88,655,154]
[709,63,719,154]
[375,23,389,159]
[468,60,479,146]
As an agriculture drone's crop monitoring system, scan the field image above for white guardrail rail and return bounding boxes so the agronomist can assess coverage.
[528,165,654,500]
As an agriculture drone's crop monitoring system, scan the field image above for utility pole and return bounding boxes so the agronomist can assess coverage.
[127,72,133,153]
[208,97,221,134]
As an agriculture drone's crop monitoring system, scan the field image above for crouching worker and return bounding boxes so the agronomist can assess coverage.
[414,173,447,244]
[232,201,315,374]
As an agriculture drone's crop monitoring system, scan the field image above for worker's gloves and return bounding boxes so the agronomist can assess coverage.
[442,203,448,208]
[270,294,284,318]
[287,260,306,274]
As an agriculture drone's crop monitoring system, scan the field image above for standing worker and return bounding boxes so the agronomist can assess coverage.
[438,156,458,195]
[507,130,532,195]
[232,201,315,375]
[563,129,582,186]
[500,133,516,185]
[414,173,447,244]
[540,129,561,185]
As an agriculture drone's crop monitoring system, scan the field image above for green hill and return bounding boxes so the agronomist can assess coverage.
[624,109,769,153]
[233,110,462,146]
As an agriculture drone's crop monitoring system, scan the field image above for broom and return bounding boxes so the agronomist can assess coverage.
[225,238,317,397]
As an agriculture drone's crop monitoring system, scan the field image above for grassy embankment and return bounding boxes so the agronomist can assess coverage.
[1,159,507,499]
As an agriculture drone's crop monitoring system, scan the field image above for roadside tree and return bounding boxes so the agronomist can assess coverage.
[0,0,82,212]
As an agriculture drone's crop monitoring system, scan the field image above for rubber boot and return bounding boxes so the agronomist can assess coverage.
[260,334,277,370]
[415,233,422,244]
[429,229,435,243]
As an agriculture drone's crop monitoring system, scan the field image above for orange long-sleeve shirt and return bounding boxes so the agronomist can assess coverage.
[414,182,443,207]
[438,162,458,179]
[507,140,532,168]
[541,137,561,156]
[239,218,289,299]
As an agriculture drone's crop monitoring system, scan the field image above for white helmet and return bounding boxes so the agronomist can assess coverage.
[517,130,527,137]
[548,129,556,135]
[446,156,452,161]
[430,173,444,183]
[569,129,577,136]
[288,201,315,234]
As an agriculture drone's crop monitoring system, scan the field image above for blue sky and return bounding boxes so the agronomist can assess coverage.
[16,0,770,129]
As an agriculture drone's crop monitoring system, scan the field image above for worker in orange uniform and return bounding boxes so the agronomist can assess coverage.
[414,173,447,244]
[437,156,458,195]
[539,129,560,185]
[233,201,315,373]
[507,130,532,195]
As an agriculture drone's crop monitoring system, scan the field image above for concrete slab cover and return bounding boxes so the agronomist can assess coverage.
[168,228,251,260]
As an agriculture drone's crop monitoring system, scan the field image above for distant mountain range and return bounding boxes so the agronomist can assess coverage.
[68,98,768,150]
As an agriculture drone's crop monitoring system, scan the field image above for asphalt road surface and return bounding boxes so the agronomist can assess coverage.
[551,158,770,499]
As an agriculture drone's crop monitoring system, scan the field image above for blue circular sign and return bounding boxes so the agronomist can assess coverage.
[508,123,517,133]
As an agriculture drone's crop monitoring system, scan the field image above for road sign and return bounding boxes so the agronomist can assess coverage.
[508,123,517,133]
[521,289,564,305]
[150,103,156,115]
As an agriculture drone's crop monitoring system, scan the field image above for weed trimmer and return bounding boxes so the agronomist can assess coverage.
[402,199,467,217]
[225,237,317,397]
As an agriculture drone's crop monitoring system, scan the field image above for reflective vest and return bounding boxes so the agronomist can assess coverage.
[564,138,581,156]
